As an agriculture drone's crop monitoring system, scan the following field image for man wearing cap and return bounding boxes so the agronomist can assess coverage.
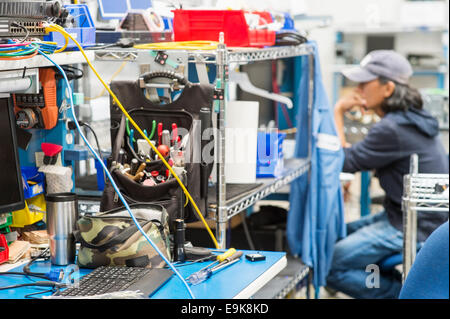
[326,50,449,299]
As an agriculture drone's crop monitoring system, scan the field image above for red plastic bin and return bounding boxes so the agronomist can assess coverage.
[0,234,8,264]
[172,9,276,48]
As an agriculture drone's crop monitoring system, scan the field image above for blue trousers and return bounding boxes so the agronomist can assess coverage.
[326,211,407,299]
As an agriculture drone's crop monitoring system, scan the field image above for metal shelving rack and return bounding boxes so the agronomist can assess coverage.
[0,43,314,251]
[94,42,315,250]
[402,154,449,281]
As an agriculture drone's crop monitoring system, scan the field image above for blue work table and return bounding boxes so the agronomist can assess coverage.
[0,250,287,299]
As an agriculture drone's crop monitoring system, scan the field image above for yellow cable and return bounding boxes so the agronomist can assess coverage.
[46,25,68,53]
[46,24,220,249]
[134,41,219,51]
[85,60,128,101]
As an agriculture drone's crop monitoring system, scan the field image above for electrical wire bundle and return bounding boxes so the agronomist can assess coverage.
[0,39,64,61]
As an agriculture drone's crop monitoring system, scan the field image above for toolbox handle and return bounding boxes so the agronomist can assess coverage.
[140,70,191,87]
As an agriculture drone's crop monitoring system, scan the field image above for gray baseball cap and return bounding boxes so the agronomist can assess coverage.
[342,50,413,85]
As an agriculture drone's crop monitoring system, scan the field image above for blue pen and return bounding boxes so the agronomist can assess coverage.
[144,129,148,138]
[130,128,135,151]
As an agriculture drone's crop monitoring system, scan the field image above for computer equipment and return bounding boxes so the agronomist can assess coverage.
[97,0,152,20]
[54,266,173,297]
[0,94,25,214]
[0,0,69,39]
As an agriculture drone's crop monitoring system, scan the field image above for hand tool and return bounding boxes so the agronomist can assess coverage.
[148,120,156,140]
[186,250,243,285]
[171,123,178,148]
[126,118,136,143]
[162,129,171,147]
[130,158,139,175]
[157,122,163,145]
[195,248,236,273]
[135,162,146,175]
[129,128,135,152]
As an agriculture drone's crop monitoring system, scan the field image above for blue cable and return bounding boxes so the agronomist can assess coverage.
[37,49,195,299]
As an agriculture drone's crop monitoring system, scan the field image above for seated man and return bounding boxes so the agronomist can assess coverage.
[326,50,449,299]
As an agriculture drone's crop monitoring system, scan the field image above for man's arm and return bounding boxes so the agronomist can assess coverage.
[333,90,367,148]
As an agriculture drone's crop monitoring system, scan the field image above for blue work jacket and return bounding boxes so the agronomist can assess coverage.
[287,41,346,296]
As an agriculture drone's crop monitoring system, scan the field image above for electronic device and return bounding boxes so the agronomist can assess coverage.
[245,253,266,262]
[0,0,69,38]
[13,68,59,130]
[0,93,25,214]
[97,0,153,20]
[116,9,165,32]
[54,266,173,297]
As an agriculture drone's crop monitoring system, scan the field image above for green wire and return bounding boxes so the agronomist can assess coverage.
[0,44,38,57]
[149,120,156,139]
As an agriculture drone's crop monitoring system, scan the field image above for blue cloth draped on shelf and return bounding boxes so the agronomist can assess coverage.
[287,41,346,297]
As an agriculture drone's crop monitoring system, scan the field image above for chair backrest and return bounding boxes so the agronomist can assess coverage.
[399,221,449,299]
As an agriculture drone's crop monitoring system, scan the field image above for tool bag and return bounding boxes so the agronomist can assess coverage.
[100,72,215,224]
[74,203,172,268]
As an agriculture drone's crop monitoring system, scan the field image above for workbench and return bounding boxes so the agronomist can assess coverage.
[0,250,308,299]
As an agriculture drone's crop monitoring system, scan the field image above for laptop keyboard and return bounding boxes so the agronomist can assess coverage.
[56,266,160,297]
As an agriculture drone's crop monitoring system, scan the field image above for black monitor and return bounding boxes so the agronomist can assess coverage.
[0,93,25,213]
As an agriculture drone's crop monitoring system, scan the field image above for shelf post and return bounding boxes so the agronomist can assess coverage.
[215,33,228,249]
[402,153,418,282]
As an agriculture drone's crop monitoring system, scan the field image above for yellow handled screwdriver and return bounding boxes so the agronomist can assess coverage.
[186,250,243,285]
[211,250,243,271]
[192,248,236,274]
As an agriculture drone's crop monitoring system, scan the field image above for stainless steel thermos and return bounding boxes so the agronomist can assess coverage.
[46,193,78,265]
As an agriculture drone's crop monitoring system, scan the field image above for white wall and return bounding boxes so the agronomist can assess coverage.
[299,0,449,98]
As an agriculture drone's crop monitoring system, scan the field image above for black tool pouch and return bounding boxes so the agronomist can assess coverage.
[100,74,215,224]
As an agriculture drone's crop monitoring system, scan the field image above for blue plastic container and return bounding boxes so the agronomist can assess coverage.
[256,131,286,178]
[21,166,45,199]
[44,4,96,50]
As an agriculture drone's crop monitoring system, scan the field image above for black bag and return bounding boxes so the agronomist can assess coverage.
[100,73,215,224]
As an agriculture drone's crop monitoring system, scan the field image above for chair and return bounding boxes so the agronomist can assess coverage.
[399,221,449,299]
[378,253,403,272]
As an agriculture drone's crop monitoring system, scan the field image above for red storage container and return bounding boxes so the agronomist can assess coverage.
[173,9,276,48]
[0,234,8,264]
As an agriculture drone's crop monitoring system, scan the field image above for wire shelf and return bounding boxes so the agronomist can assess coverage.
[227,44,313,64]
[217,158,310,219]
[403,173,449,212]
[94,44,314,64]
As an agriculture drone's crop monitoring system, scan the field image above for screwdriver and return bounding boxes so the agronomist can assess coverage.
[186,251,243,285]
[211,250,243,270]
[196,248,236,273]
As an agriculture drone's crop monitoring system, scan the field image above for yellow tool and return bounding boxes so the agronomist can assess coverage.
[197,248,237,272]
[216,248,236,262]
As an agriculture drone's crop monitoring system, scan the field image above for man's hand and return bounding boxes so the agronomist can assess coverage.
[335,90,367,115]
[334,89,366,148]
